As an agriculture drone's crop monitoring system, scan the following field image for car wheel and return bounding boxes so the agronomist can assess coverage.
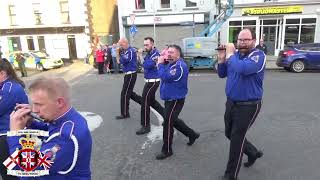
[36,63,44,71]
[284,67,291,72]
[290,60,305,73]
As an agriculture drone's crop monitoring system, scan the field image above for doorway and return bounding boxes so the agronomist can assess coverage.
[259,18,283,56]
[67,35,77,59]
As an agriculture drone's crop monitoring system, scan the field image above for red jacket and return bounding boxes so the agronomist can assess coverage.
[95,49,104,62]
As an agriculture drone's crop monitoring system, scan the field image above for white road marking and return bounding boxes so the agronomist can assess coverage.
[79,112,103,132]
[140,107,176,154]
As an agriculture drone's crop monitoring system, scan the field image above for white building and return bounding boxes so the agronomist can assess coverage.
[0,0,90,59]
[117,0,220,49]
[220,0,320,56]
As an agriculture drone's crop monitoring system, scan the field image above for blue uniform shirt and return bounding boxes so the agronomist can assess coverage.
[158,59,189,101]
[143,48,160,79]
[119,46,137,72]
[217,48,266,101]
[7,107,92,179]
[0,79,28,134]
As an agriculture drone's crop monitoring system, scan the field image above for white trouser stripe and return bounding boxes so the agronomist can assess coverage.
[234,103,261,178]
[124,74,133,116]
[167,100,177,153]
[144,82,156,126]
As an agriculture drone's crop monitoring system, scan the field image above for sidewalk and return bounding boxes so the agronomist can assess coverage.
[266,55,282,70]
[22,60,93,84]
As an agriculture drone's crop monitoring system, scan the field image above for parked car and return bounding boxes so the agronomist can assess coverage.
[7,51,64,71]
[276,43,320,72]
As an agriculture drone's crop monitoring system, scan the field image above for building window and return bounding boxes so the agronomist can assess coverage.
[186,0,197,7]
[37,36,46,52]
[135,0,145,9]
[60,0,70,24]
[33,3,42,25]
[228,20,256,43]
[284,18,316,45]
[27,36,35,51]
[8,5,17,26]
[161,0,170,8]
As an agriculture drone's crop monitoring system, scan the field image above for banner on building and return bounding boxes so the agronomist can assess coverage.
[242,6,303,15]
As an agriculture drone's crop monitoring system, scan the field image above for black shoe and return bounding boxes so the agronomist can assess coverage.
[244,150,263,167]
[136,126,150,135]
[220,174,237,180]
[187,132,200,146]
[115,115,130,120]
[155,151,173,160]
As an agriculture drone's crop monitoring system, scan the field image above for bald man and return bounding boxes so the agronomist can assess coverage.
[115,38,142,119]
[8,77,92,179]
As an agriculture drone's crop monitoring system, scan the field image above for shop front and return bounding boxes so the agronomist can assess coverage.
[224,4,319,56]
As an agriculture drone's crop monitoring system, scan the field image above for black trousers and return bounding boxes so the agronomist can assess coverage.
[162,99,197,153]
[120,72,141,116]
[140,81,163,127]
[224,99,262,179]
[0,136,18,180]
[97,62,104,74]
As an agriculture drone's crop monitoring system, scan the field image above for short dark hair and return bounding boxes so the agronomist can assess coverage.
[241,28,256,40]
[144,37,154,43]
[168,44,184,58]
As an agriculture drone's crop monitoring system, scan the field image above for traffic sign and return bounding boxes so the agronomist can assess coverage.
[129,25,138,35]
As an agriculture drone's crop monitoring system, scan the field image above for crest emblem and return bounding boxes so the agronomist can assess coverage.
[251,55,259,63]
[170,68,177,75]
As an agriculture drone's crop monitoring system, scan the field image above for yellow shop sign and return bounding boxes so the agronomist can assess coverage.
[242,6,303,15]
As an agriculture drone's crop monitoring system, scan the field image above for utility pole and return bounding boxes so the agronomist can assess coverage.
[217,0,221,44]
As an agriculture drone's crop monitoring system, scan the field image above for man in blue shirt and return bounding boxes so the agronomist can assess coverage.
[8,77,92,179]
[115,38,141,119]
[111,43,119,73]
[135,37,162,135]
[155,45,199,160]
[217,28,265,180]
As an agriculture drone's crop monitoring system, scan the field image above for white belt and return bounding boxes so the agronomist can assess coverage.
[124,71,136,75]
[144,78,161,82]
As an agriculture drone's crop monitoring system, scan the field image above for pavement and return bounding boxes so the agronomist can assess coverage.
[266,56,281,70]
[22,60,94,85]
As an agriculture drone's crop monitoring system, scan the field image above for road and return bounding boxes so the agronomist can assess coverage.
[20,64,320,180]
[50,69,320,180]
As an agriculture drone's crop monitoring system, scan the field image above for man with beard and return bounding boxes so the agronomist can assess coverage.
[216,28,266,180]
[135,37,162,135]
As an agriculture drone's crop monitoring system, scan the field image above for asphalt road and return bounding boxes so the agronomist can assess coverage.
[60,69,319,180]
[19,67,320,180]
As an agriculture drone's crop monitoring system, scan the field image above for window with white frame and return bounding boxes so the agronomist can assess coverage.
[228,20,256,43]
[135,0,145,9]
[8,5,17,26]
[284,17,316,45]
[32,3,42,25]
[186,0,197,7]
[59,0,70,24]
[161,0,170,8]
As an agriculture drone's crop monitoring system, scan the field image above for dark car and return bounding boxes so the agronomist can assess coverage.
[276,43,320,72]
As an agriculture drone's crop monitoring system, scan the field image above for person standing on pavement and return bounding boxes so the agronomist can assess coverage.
[155,44,199,160]
[95,46,105,74]
[111,44,119,73]
[216,28,265,180]
[0,58,28,180]
[255,39,268,55]
[15,52,27,77]
[115,38,141,119]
